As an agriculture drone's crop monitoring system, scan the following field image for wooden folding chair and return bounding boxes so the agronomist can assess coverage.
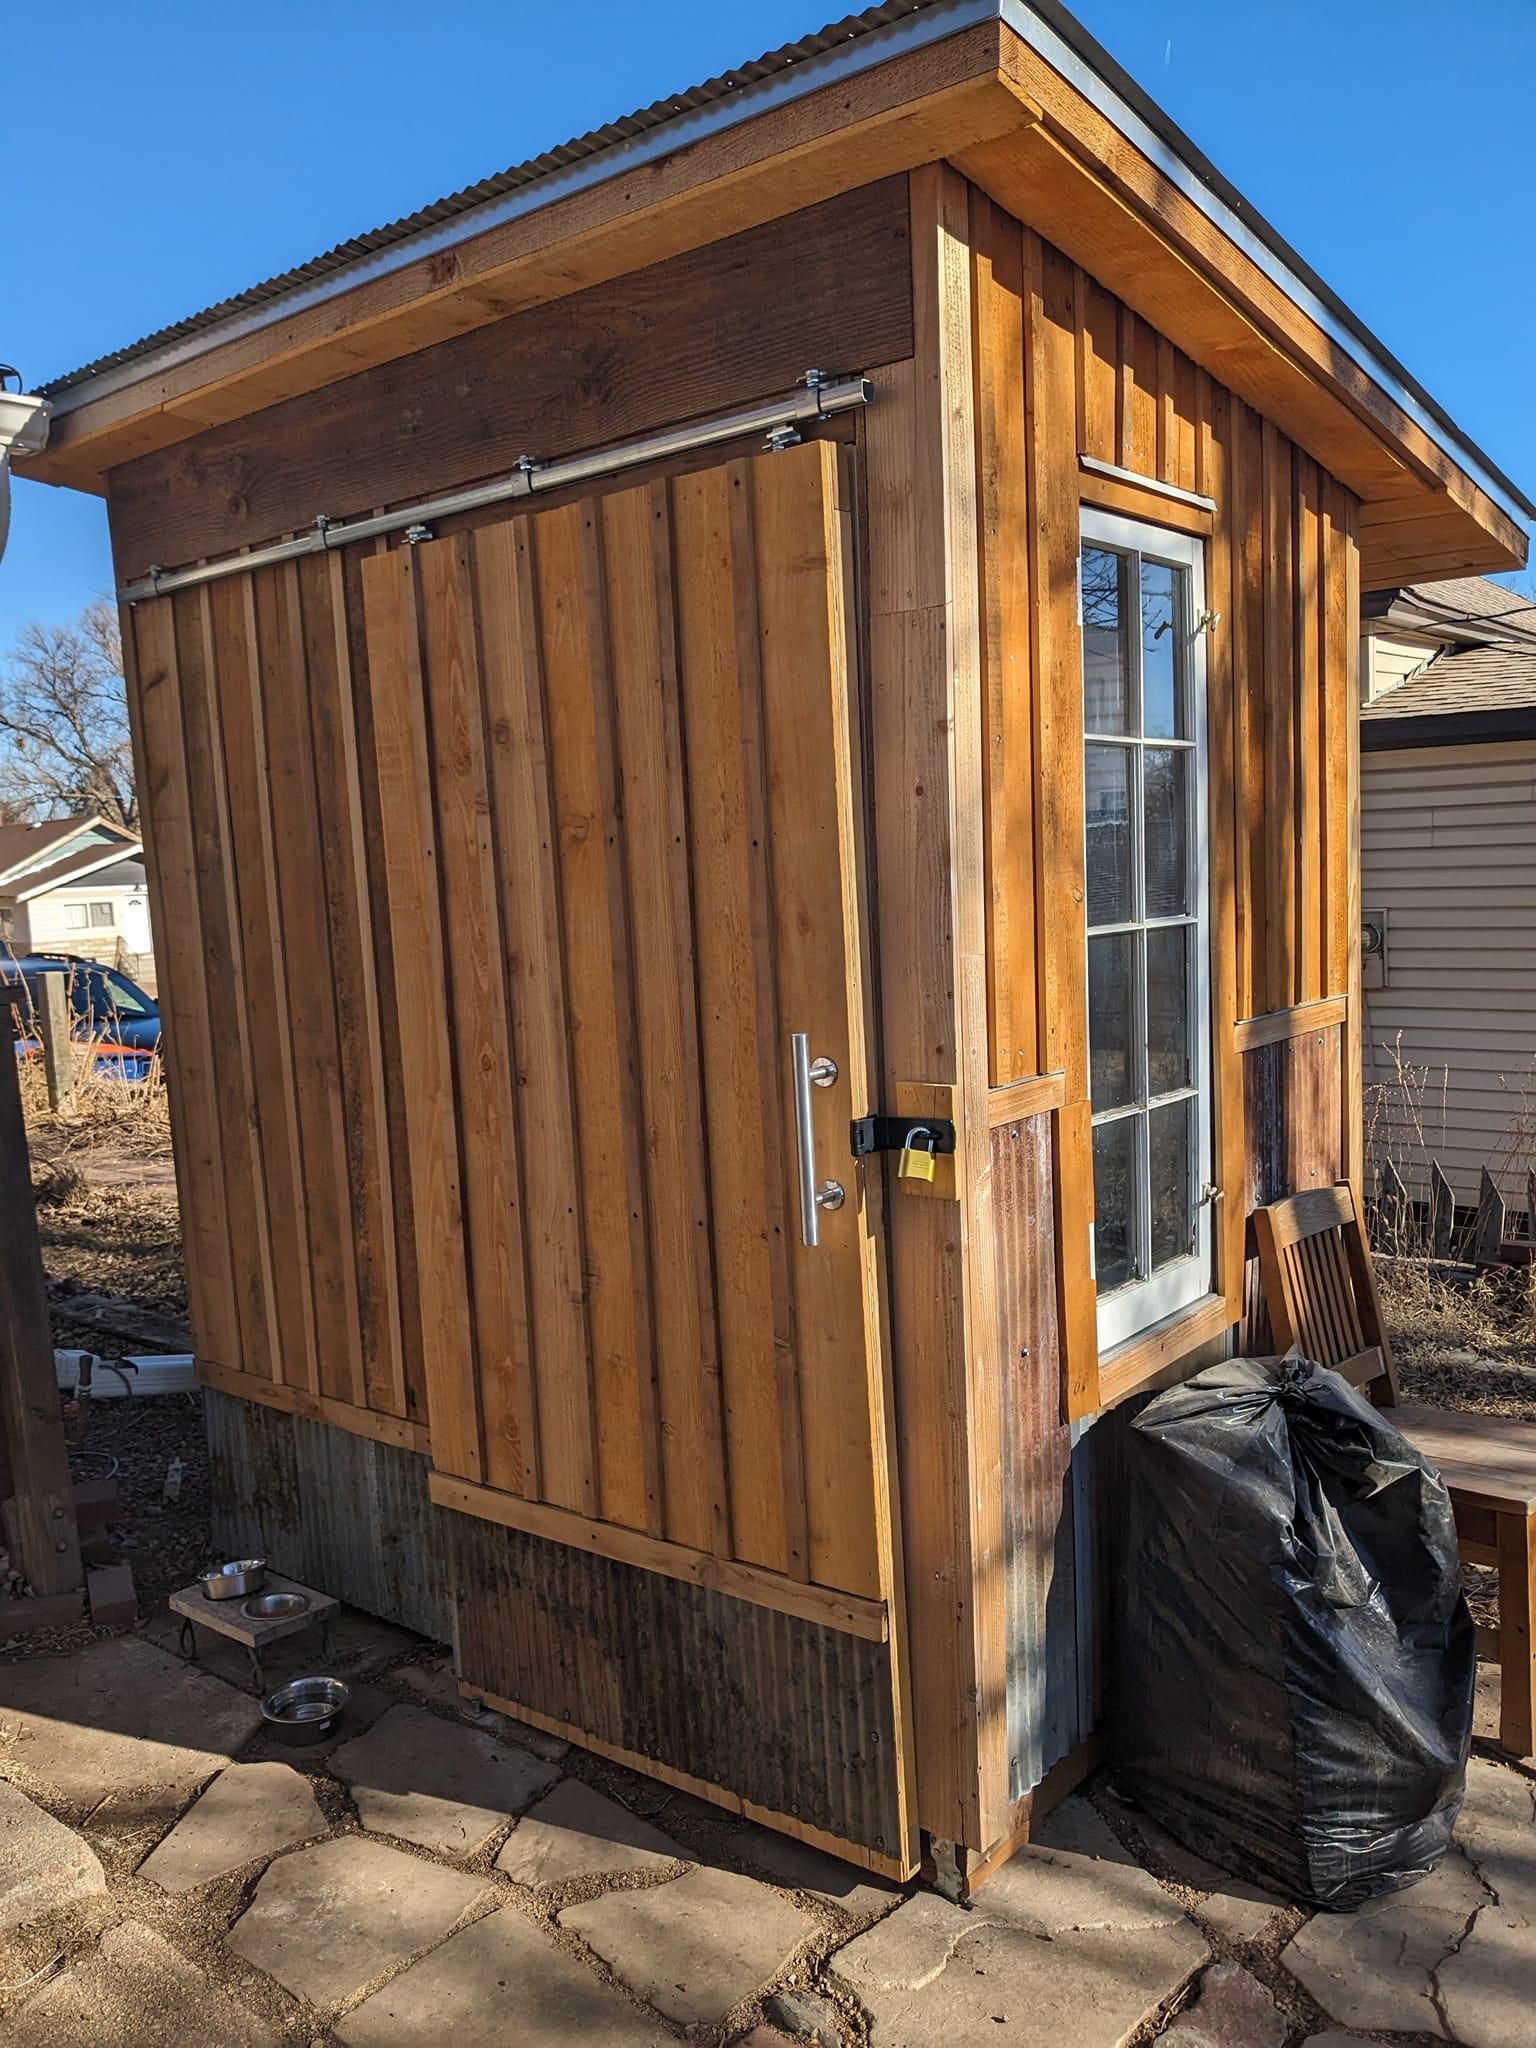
[1255,1183,1536,1759]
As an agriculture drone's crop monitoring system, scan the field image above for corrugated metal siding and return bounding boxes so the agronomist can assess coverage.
[1362,739,1536,1202]
[206,1388,453,1639]
[992,1113,1112,1802]
[447,1508,903,1859]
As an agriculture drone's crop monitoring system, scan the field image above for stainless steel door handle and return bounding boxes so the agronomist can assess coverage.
[790,1033,842,1248]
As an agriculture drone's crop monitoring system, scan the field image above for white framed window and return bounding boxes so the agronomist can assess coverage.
[1079,507,1213,1352]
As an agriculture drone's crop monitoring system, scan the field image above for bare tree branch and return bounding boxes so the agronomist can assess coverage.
[0,600,137,827]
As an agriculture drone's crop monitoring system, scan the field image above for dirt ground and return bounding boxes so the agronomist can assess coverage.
[3,1102,206,1659]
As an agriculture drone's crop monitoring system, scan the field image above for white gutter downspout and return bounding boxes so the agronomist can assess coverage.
[0,371,53,564]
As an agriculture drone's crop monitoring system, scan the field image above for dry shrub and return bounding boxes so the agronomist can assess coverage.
[15,1035,171,1159]
[1366,1030,1536,1354]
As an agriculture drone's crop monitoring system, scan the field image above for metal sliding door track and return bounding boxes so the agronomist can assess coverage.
[117,369,872,602]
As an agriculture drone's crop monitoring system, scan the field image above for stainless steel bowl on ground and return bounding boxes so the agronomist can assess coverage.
[261,1675,349,1744]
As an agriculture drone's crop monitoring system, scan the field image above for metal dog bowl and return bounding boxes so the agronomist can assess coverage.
[200,1559,267,1600]
[261,1675,349,1744]
[242,1591,310,1622]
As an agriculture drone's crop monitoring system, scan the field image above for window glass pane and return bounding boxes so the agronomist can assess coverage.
[1145,749,1189,918]
[101,969,152,1017]
[1092,1116,1140,1294]
[1088,933,1136,1111]
[1141,560,1183,738]
[1082,546,1132,735]
[1146,925,1191,1096]
[1149,1098,1196,1271]
[1084,744,1132,926]
[89,902,115,926]
[65,904,89,929]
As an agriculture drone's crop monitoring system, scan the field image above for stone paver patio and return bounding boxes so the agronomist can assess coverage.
[0,1628,1532,2046]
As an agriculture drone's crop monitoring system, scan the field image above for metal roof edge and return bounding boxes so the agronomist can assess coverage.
[40,0,991,410]
[37,0,1534,531]
[1002,0,1535,526]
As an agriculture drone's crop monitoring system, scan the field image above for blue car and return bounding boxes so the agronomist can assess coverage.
[0,951,162,1056]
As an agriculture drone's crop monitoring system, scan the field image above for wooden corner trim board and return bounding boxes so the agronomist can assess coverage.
[1233,992,1347,1053]
[427,1472,889,1643]
[196,1356,431,1455]
[458,1682,913,1880]
[986,1071,1067,1126]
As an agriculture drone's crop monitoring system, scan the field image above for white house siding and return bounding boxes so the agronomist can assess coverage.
[22,883,157,990]
[1361,738,1536,1206]
[1360,629,1441,705]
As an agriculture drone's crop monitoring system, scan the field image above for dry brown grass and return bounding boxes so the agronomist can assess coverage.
[15,1037,171,1160]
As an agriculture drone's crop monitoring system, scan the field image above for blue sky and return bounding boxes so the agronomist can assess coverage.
[2,0,1533,648]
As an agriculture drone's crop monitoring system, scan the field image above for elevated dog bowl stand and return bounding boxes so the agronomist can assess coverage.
[169,1572,339,1690]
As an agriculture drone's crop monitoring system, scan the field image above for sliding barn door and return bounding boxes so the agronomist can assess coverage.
[360,439,914,1871]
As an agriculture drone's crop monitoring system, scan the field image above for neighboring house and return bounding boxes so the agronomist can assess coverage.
[0,815,156,989]
[1360,578,1536,1201]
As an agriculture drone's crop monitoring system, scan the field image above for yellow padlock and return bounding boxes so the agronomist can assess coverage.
[898,1125,938,1185]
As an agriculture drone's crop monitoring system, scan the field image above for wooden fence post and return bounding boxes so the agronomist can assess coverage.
[1475,1169,1507,1270]
[1429,1160,1456,1260]
[34,969,73,1114]
[0,991,82,1596]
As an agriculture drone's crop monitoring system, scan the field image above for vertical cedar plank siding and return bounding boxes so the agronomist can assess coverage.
[972,192,1360,1083]
[125,443,889,1608]
[956,180,1361,1819]
[964,182,1360,1406]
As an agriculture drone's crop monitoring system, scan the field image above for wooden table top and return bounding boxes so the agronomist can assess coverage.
[169,1571,338,1646]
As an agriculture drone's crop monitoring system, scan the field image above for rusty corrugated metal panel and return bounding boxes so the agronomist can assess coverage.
[447,1507,902,1859]
[992,1112,1083,1801]
[207,1386,302,1562]
[205,1389,452,1640]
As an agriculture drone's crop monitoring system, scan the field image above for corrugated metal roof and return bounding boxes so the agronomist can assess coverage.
[41,1,943,397]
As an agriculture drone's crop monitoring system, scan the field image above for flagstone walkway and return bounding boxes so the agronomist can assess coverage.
[0,1623,1532,2046]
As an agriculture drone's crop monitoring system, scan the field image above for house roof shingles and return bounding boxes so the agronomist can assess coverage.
[0,816,91,885]
[1363,575,1536,743]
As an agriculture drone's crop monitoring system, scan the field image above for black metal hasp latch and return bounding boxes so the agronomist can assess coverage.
[849,1115,957,1160]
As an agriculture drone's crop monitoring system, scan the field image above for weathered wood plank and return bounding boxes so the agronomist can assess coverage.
[673,462,803,1579]
[972,189,1037,1086]
[0,997,83,1596]
[416,536,535,1497]
[600,482,728,1557]
[473,518,596,1515]
[123,598,240,1374]
[107,181,915,581]
[206,576,319,1396]
[752,441,880,1599]
[253,564,365,1410]
[297,554,407,1420]
[537,499,663,1538]
[359,548,480,1480]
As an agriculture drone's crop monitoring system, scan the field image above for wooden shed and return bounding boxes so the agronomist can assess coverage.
[19,1,1530,1889]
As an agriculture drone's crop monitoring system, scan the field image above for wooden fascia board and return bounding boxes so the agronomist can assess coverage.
[957,32,1524,576]
[22,24,1037,496]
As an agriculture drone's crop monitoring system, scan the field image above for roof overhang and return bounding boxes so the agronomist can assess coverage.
[1362,707,1536,753]
[16,0,1529,589]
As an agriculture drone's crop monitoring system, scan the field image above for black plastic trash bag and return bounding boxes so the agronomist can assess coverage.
[1113,1354,1474,1909]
